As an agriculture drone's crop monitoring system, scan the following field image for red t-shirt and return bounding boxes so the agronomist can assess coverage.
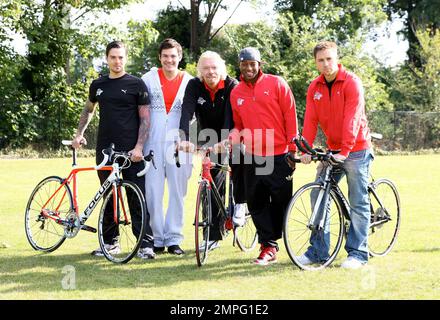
[203,79,225,101]
[158,68,184,113]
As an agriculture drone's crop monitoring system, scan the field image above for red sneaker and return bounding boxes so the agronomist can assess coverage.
[254,245,277,265]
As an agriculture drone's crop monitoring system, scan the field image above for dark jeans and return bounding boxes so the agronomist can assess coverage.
[97,155,154,249]
[243,153,293,250]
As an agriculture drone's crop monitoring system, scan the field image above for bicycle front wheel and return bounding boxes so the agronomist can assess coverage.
[24,176,72,252]
[194,181,211,267]
[283,183,345,271]
[235,212,258,252]
[368,178,401,257]
[98,180,147,263]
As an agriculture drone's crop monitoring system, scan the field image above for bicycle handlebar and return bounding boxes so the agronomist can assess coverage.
[293,135,342,164]
[94,144,156,176]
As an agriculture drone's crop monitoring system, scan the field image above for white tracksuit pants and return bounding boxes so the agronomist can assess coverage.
[144,142,192,247]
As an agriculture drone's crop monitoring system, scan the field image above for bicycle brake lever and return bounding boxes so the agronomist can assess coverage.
[136,160,150,177]
[174,141,181,168]
[95,153,109,170]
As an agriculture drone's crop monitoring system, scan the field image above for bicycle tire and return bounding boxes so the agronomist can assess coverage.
[368,178,401,257]
[283,182,345,271]
[98,180,147,264]
[24,176,72,252]
[234,212,258,252]
[194,181,211,267]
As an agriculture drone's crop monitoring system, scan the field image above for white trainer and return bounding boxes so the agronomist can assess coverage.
[233,203,247,227]
[341,257,365,269]
[91,243,120,256]
[296,254,314,266]
[199,240,220,252]
[137,247,156,259]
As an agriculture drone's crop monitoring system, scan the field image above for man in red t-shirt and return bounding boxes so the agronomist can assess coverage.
[299,41,373,269]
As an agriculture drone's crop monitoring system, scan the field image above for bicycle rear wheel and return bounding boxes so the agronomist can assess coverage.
[194,181,211,267]
[368,178,401,257]
[283,183,344,271]
[98,180,147,263]
[24,176,72,252]
[234,212,258,252]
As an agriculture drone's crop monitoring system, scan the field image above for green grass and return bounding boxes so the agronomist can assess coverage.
[0,154,439,299]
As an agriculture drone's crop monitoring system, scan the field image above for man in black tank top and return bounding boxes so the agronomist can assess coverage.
[72,41,155,259]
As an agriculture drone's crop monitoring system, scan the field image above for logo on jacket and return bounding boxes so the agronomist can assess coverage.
[121,89,127,94]
[96,88,103,96]
[313,91,322,101]
[237,98,244,106]
[264,90,269,96]
[197,97,206,105]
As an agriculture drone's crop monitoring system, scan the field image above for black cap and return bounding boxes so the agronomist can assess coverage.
[239,47,261,63]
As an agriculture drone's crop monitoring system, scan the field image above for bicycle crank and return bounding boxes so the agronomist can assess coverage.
[64,212,81,238]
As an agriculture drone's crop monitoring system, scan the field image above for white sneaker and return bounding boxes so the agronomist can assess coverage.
[199,240,220,252]
[91,243,120,256]
[341,257,365,269]
[296,254,314,266]
[137,247,156,259]
[233,203,247,227]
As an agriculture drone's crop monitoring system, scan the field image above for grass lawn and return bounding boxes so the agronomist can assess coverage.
[0,154,439,300]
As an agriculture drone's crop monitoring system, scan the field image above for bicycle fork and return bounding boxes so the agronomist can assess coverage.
[308,167,332,231]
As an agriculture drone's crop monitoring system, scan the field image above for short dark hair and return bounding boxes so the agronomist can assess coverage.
[313,41,338,58]
[106,41,127,57]
[158,38,182,57]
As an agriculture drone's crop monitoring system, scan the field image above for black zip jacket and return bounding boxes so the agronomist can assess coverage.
[179,75,238,144]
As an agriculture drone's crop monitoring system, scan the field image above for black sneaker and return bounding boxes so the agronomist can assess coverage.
[168,245,185,255]
[153,246,165,253]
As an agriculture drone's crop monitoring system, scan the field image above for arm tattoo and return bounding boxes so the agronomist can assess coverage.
[136,104,150,147]
[76,100,96,136]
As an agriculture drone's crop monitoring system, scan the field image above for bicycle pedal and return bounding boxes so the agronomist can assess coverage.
[81,225,97,233]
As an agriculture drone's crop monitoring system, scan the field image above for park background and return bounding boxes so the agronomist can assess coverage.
[0,0,439,299]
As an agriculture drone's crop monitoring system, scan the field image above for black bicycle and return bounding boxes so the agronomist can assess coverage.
[176,142,258,267]
[283,135,401,270]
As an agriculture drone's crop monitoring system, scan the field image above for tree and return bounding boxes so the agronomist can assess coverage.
[273,0,387,42]
[385,0,440,67]
[125,19,160,76]
[179,0,247,55]
[4,0,141,148]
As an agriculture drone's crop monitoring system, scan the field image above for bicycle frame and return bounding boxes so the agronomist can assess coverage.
[199,149,234,233]
[40,160,127,233]
[310,163,393,232]
[309,164,351,231]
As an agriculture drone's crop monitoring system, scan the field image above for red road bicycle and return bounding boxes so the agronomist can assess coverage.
[24,141,155,263]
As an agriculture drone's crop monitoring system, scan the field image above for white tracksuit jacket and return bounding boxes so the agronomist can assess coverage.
[142,68,193,247]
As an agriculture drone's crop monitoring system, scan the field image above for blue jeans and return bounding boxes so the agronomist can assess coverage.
[305,149,374,263]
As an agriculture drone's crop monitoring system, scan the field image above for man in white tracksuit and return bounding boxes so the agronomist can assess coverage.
[142,38,193,255]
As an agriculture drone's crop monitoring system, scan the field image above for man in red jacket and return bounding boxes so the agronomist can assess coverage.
[300,41,373,269]
[219,47,298,266]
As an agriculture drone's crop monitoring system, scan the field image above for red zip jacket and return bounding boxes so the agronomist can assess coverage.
[229,71,298,156]
[302,64,371,157]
